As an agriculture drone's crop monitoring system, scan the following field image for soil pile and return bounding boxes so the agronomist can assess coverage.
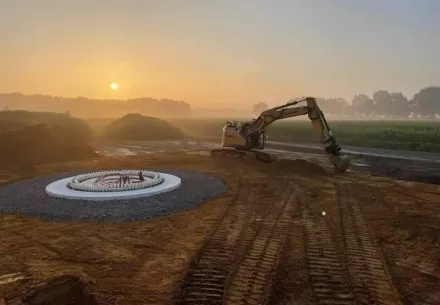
[0,110,93,140]
[102,113,185,141]
[19,275,97,305]
[210,150,329,177]
[276,158,329,176]
[0,124,96,169]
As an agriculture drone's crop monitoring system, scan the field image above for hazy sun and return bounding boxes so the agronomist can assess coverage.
[110,82,119,90]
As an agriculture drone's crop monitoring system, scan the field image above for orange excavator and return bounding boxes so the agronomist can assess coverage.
[210,97,351,172]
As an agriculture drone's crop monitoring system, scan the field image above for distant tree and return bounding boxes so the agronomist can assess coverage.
[0,93,193,118]
[322,98,349,115]
[371,90,408,117]
[389,92,409,117]
[253,102,269,115]
[351,94,374,116]
[373,90,392,116]
[411,86,440,117]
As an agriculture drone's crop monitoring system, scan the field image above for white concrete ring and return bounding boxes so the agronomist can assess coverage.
[46,172,181,201]
[67,170,164,192]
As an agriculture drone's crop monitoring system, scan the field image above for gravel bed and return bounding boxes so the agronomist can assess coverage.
[0,169,225,223]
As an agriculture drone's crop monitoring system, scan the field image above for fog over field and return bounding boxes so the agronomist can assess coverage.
[2,2,440,305]
[1,86,440,120]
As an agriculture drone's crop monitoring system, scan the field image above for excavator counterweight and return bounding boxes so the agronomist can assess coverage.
[210,97,351,173]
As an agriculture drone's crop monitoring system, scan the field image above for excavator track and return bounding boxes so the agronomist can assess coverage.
[210,148,276,164]
[225,186,294,305]
[337,182,401,305]
[179,179,258,304]
[179,179,290,304]
[299,188,355,305]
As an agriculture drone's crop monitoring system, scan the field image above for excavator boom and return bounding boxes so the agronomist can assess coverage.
[211,97,351,173]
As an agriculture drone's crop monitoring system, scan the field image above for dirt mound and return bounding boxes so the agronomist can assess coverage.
[209,150,329,177]
[0,110,93,140]
[15,275,97,305]
[0,124,96,169]
[102,113,184,141]
[276,158,329,176]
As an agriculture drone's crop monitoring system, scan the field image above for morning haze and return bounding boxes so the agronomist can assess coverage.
[2,2,440,304]
[0,0,439,116]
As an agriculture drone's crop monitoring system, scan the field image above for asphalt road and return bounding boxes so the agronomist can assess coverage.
[267,141,440,164]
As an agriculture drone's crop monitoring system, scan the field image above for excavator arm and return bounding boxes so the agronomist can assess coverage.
[245,97,342,156]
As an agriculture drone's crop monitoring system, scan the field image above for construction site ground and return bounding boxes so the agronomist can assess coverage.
[1,148,440,305]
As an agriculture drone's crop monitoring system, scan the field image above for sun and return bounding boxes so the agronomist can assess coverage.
[110,82,119,90]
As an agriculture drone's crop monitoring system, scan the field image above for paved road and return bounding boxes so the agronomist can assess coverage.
[267,141,440,164]
[265,141,440,184]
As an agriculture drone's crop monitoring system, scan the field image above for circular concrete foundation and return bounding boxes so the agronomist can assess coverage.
[0,169,225,222]
[46,170,181,201]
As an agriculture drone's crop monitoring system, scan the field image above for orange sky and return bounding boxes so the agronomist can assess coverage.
[1,1,439,108]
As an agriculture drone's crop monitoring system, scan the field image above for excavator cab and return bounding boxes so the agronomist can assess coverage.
[221,121,246,149]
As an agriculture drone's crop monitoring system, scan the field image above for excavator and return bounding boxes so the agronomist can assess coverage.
[210,97,351,173]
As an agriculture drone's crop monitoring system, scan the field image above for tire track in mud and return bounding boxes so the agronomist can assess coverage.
[179,179,260,304]
[338,182,401,305]
[225,184,294,305]
[299,186,355,305]
[179,178,290,304]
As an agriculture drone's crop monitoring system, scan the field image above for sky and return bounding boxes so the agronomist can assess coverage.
[0,0,439,108]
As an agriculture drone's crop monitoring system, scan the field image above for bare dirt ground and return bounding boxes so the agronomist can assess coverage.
[1,152,440,305]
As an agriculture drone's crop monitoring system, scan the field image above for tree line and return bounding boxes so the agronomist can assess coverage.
[312,86,440,118]
[254,86,440,118]
[0,93,192,118]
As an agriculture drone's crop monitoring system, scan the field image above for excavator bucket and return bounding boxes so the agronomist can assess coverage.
[329,155,351,173]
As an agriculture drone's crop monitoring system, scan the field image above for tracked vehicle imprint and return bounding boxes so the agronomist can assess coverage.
[225,185,294,305]
[180,180,259,304]
[338,183,401,305]
[299,188,355,305]
[180,179,292,305]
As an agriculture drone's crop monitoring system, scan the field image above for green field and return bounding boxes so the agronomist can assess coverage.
[171,119,440,153]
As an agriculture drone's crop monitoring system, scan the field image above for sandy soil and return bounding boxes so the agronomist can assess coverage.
[1,152,440,305]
